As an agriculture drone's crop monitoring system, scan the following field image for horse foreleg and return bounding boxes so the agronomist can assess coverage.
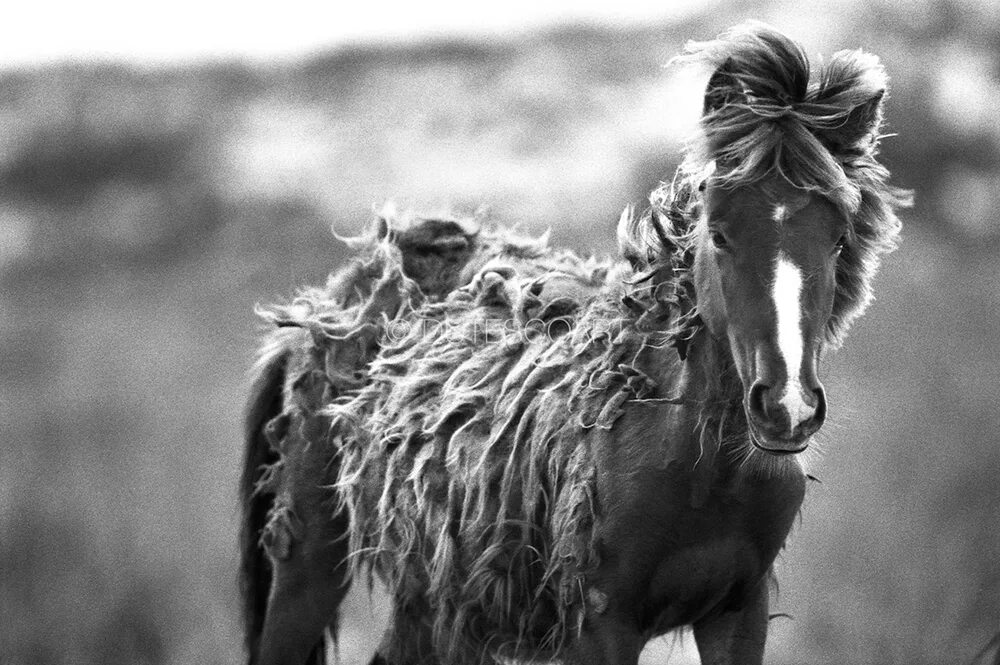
[692,579,769,665]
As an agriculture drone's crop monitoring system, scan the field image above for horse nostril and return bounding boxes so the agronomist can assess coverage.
[748,381,771,422]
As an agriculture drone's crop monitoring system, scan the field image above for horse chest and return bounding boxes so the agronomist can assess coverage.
[643,521,775,629]
[595,463,805,632]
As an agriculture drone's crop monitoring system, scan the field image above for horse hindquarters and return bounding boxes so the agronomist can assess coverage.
[258,409,355,665]
[241,344,353,665]
[240,344,286,661]
[254,499,352,665]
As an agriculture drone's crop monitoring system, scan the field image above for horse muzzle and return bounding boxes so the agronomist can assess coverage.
[745,380,827,453]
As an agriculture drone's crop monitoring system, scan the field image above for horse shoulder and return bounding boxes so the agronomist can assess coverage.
[586,400,805,633]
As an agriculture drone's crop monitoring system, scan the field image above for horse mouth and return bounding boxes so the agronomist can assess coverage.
[746,418,810,455]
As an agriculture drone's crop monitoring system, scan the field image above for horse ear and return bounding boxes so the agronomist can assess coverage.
[703,57,743,116]
[814,50,888,154]
[822,89,885,154]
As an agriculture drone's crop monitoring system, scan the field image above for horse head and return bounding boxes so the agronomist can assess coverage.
[694,171,843,452]
[672,22,908,454]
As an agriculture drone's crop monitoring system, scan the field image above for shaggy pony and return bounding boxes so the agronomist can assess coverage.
[240,21,910,665]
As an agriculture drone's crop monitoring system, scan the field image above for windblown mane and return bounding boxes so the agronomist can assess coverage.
[620,21,911,346]
[325,220,649,661]
[255,211,662,661]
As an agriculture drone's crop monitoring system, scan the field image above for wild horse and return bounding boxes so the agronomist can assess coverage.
[239,21,910,665]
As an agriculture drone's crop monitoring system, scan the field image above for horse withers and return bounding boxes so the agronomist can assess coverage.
[240,22,910,665]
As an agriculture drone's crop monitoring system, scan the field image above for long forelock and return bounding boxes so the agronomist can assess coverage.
[675,22,901,217]
[659,150,908,348]
[689,95,864,218]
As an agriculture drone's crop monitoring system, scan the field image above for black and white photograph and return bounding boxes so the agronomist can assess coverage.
[2,1,998,663]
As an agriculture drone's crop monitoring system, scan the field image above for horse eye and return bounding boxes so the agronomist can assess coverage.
[710,230,729,249]
[833,235,848,253]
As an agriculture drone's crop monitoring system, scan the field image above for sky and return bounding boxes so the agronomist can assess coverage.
[1,0,711,68]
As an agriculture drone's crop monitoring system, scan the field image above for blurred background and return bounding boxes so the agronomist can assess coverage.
[1,0,998,663]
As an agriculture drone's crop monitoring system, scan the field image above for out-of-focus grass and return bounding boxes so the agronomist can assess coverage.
[1,2,998,664]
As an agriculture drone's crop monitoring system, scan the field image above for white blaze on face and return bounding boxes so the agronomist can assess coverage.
[772,252,812,427]
[772,204,788,224]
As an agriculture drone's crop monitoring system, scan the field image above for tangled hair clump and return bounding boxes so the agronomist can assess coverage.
[254,210,663,662]
[620,21,912,346]
[327,220,646,662]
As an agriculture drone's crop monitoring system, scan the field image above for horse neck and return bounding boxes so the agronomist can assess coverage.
[642,326,748,455]
[626,325,751,492]
[673,329,742,408]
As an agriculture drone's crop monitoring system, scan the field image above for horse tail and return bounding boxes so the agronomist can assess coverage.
[239,335,288,662]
